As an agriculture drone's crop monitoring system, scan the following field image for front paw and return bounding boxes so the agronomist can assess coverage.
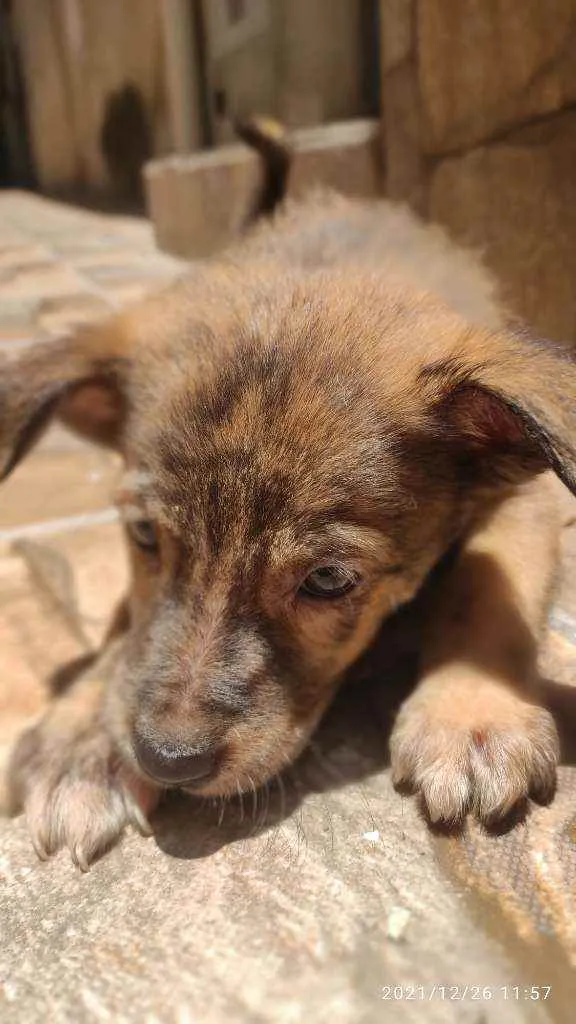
[8,707,159,870]
[389,675,559,825]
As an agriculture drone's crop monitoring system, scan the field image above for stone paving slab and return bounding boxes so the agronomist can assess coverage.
[0,191,184,342]
[0,441,120,537]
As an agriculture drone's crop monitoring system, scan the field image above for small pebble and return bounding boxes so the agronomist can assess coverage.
[387,906,411,941]
[362,829,380,843]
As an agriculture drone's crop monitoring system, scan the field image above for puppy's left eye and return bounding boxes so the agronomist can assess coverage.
[300,566,359,599]
[128,519,159,553]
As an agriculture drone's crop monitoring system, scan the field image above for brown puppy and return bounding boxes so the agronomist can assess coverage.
[2,139,576,869]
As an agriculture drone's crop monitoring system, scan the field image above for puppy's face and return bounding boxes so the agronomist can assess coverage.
[2,267,575,796]
[112,335,452,795]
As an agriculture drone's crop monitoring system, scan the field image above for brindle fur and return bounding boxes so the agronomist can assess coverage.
[1,131,576,867]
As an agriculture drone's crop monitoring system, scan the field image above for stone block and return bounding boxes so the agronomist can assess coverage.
[145,119,383,258]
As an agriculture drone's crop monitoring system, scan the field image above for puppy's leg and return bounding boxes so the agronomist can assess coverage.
[8,638,159,869]
[390,475,562,824]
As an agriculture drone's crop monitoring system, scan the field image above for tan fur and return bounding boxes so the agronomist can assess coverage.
[2,191,576,867]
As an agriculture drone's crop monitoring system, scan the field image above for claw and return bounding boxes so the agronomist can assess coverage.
[30,834,50,862]
[71,844,91,873]
[126,798,153,837]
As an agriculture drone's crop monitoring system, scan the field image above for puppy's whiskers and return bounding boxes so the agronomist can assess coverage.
[259,779,271,830]
[247,774,258,826]
[217,796,227,829]
[236,779,245,824]
[276,771,287,823]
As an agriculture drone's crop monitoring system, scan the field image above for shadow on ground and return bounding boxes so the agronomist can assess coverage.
[131,593,576,864]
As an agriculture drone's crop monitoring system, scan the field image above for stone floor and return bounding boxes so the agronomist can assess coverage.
[0,190,183,347]
[1,191,576,1024]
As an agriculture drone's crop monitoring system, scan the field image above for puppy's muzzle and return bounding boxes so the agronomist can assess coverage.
[133,733,220,787]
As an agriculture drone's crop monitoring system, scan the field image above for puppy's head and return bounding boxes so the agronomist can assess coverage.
[3,268,576,795]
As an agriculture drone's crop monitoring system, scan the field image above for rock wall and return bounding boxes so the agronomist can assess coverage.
[380,0,576,343]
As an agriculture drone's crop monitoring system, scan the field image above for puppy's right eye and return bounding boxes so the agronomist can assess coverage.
[128,519,159,553]
[300,565,359,599]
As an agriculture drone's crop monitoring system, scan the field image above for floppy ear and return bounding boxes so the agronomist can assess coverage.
[0,325,129,482]
[421,330,576,495]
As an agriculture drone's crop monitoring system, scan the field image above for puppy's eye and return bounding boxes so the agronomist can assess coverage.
[128,519,159,553]
[300,566,359,599]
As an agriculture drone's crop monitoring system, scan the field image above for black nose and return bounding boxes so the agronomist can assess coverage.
[133,734,218,786]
